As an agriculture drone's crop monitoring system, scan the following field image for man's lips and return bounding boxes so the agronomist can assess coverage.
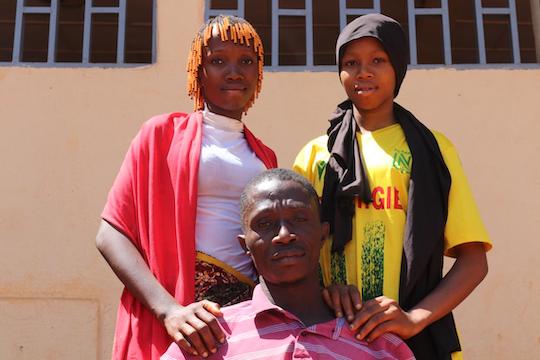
[271,248,305,260]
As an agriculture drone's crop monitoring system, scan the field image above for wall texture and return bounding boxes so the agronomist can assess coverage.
[1,1,539,359]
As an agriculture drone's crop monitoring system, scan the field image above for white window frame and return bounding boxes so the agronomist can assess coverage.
[475,0,521,64]
[3,0,156,67]
[407,0,452,65]
[204,0,538,70]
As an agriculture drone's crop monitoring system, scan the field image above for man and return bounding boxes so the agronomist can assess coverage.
[161,168,414,359]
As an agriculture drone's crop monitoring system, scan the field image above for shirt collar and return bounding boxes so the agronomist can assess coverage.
[202,105,244,133]
[249,285,354,340]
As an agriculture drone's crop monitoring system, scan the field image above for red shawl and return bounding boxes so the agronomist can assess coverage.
[101,112,277,359]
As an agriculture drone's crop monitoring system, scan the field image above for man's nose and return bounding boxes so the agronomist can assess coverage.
[272,221,296,244]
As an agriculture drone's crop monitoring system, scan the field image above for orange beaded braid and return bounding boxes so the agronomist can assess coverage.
[187,15,264,112]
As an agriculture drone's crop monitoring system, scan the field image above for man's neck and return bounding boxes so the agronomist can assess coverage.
[259,276,335,327]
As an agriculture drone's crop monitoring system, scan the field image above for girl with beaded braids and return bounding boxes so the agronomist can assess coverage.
[96,15,276,359]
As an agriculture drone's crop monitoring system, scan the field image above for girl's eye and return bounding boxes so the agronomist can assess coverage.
[373,57,386,64]
[210,58,223,65]
[343,60,356,67]
[242,58,254,65]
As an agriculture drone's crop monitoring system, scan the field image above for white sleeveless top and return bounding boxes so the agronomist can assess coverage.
[195,108,265,279]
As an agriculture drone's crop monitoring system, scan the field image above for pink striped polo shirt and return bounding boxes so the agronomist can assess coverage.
[161,285,414,360]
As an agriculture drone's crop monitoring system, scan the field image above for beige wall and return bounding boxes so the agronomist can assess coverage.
[1,1,539,359]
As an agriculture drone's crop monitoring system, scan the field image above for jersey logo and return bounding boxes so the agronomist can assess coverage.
[392,150,412,174]
[317,160,327,180]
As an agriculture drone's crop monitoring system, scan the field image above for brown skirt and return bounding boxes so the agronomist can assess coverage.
[194,252,256,307]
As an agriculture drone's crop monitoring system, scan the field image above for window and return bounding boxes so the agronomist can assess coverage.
[205,0,539,69]
[0,0,155,66]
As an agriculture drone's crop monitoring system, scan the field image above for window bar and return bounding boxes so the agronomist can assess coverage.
[82,1,125,64]
[339,0,381,31]
[531,0,540,63]
[48,0,59,64]
[407,0,452,65]
[205,0,245,20]
[152,0,157,64]
[12,0,25,63]
[475,0,521,64]
[271,0,314,69]
[117,0,126,63]
[12,0,57,63]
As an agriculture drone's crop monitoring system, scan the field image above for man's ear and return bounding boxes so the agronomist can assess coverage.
[321,222,330,243]
[237,234,250,254]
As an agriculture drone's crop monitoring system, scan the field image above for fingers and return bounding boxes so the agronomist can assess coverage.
[350,297,391,331]
[329,286,344,318]
[349,286,362,311]
[356,309,389,340]
[173,324,205,357]
[322,288,332,309]
[166,301,225,358]
[186,316,219,356]
[339,286,355,321]
[196,304,226,344]
[323,284,363,321]
[202,300,223,317]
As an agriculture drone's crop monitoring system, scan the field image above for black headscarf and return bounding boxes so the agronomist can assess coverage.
[321,14,460,359]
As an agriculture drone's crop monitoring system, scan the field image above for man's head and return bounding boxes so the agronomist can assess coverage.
[238,169,328,285]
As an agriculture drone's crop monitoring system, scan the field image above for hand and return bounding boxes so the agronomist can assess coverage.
[163,300,225,358]
[351,296,424,342]
[322,284,362,322]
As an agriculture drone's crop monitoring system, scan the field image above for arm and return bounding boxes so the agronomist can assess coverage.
[354,242,488,341]
[96,220,224,357]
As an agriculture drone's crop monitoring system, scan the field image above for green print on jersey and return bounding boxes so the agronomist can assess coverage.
[330,251,347,285]
[362,220,385,300]
[317,160,327,180]
[392,150,412,174]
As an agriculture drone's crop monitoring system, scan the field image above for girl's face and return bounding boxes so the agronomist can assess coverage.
[339,37,395,114]
[200,28,259,120]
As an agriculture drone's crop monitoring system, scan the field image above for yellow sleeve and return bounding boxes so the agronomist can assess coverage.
[434,132,493,257]
[292,135,329,197]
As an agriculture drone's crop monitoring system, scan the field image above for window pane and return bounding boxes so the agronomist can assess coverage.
[279,0,305,9]
[279,16,306,65]
[516,0,537,63]
[210,0,237,9]
[245,0,272,66]
[416,15,444,64]
[381,0,410,64]
[449,0,478,63]
[481,0,508,7]
[93,0,119,6]
[56,0,84,62]
[346,0,373,8]
[90,13,118,63]
[125,0,153,63]
[21,13,49,62]
[313,0,339,65]
[414,0,441,8]
[484,14,513,63]
[25,0,51,6]
[0,0,17,62]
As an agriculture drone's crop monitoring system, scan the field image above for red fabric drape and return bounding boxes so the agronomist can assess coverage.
[102,112,277,359]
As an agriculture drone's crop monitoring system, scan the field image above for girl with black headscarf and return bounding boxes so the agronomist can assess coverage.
[293,14,492,359]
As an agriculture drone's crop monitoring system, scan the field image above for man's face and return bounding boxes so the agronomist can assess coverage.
[239,179,328,285]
